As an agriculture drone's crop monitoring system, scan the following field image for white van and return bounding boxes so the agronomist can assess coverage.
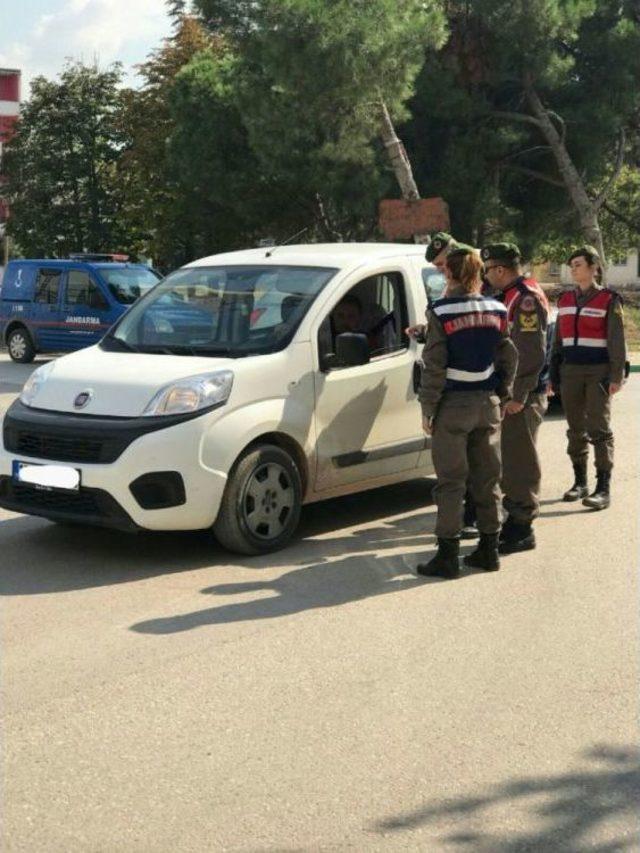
[0,244,446,554]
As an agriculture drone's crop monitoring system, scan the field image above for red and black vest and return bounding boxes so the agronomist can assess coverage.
[502,276,550,325]
[502,276,550,391]
[558,288,613,365]
[432,294,508,392]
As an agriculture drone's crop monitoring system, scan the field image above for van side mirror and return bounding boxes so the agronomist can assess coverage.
[335,332,370,367]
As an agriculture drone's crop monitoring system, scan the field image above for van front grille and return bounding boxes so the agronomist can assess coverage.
[14,430,104,463]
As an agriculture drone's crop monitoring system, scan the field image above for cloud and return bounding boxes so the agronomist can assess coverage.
[0,0,172,96]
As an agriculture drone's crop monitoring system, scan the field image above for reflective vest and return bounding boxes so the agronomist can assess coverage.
[502,276,550,391]
[502,276,550,325]
[432,295,507,392]
[558,288,613,364]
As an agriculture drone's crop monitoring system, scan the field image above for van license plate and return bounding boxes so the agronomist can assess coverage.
[12,461,81,491]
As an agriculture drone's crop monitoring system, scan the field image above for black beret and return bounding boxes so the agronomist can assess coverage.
[480,242,521,263]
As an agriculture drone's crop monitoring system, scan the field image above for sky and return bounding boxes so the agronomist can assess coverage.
[0,0,173,97]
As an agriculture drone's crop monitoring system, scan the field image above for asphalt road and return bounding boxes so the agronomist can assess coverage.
[1,353,638,852]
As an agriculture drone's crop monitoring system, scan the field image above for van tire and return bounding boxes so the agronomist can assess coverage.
[7,327,36,363]
[213,444,302,555]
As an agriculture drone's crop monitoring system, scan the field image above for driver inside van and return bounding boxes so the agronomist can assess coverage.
[332,294,363,336]
[332,294,395,354]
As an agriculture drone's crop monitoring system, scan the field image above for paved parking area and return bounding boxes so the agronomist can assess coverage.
[1,353,638,851]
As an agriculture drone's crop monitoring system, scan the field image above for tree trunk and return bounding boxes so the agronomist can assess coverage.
[378,99,429,243]
[523,80,607,272]
[378,99,420,201]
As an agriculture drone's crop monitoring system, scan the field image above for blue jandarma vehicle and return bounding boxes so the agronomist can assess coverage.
[0,254,161,362]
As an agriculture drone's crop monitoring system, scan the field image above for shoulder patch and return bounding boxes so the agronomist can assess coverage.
[519,295,536,312]
[519,312,539,332]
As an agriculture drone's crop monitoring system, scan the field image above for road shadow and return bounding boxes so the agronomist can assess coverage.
[130,547,429,635]
[0,478,437,596]
[371,744,640,851]
[539,509,594,519]
[130,483,509,636]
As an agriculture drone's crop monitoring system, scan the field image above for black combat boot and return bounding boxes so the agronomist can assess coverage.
[582,470,611,510]
[498,515,516,544]
[498,521,535,554]
[417,538,460,579]
[464,533,500,571]
[563,461,588,502]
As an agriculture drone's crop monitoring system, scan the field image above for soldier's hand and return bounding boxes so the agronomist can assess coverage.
[406,324,426,340]
[609,382,622,395]
[422,415,434,435]
[505,401,525,415]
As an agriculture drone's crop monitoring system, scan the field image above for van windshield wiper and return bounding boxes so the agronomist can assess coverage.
[190,346,236,356]
[136,344,196,355]
[104,340,245,357]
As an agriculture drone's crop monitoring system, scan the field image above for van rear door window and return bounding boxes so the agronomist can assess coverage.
[34,270,62,304]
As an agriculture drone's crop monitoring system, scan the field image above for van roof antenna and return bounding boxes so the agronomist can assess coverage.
[265,227,309,258]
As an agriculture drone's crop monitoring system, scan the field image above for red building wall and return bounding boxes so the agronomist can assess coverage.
[0,69,21,228]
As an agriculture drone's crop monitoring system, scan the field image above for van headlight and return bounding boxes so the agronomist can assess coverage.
[20,362,56,407]
[142,371,234,417]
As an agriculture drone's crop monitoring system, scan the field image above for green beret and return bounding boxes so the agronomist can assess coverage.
[567,245,601,265]
[446,244,476,260]
[425,232,455,262]
[480,242,521,263]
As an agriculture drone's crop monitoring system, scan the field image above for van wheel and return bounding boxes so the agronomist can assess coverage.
[7,327,35,363]
[213,444,302,555]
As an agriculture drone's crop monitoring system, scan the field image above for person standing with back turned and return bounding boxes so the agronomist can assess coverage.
[550,245,626,510]
[417,247,518,579]
[407,232,481,540]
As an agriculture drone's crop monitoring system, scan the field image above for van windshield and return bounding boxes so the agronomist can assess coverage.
[99,267,161,304]
[102,264,337,356]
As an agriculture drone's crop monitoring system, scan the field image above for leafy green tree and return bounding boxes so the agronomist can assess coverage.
[475,0,639,263]
[167,46,389,243]
[184,0,447,232]
[405,0,640,263]
[4,63,129,257]
[116,14,223,269]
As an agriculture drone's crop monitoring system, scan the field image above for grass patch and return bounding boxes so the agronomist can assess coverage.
[624,305,640,352]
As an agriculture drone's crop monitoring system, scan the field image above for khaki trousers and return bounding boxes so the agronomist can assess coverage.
[501,392,547,524]
[560,363,614,471]
[432,391,502,539]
